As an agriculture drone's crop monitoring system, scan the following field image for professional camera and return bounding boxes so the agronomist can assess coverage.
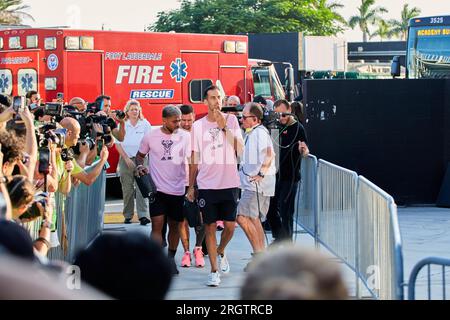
[37,124,67,149]
[222,104,243,122]
[262,110,295,130]
[44,102,64,118]
[61,147,75,162]
[86,115,115,145]
[112,110,126,120]
[86,100,104,114]
[18,192,48,221]
[71,137,95,155]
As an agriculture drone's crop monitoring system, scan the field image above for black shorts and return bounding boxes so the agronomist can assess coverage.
[150,192,184,222]
[197,188,239,225]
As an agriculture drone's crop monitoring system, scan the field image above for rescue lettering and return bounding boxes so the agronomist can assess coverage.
[130,90,174,99]
[116,66,165,84]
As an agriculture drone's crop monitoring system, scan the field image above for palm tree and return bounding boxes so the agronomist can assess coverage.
[348,0,387,42]
[389,4,421,40]
[370,20,393,41]
[314,0,347,26]
[0,0,34,25]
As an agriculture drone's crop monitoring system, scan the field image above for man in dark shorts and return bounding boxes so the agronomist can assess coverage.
[186,86,244,287]
[136,105,191,275]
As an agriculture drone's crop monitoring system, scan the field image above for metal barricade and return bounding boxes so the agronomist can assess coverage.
[295,155,318,237]
[296,157,404,300]
[48,162,106,263]
[317,159,358,269]
[357,176,404,300]
[408,257,450,300]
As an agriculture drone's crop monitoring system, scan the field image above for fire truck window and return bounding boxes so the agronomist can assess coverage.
[189,79,213,103]
[17,69,38,97]
[0,69,13,96]
[252,68,271,97]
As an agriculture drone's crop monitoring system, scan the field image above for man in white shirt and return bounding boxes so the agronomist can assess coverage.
[237,103,276,270]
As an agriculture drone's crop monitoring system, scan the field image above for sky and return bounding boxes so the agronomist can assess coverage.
[17,0,450,42]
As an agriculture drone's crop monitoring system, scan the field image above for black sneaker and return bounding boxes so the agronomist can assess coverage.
[124,218,132,224]
[139,217,150,226]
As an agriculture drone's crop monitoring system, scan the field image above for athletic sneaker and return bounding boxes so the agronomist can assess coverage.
[181,251,191,268]
[218,253,230,274]
[193,247,205,268]
[206,271,221,287]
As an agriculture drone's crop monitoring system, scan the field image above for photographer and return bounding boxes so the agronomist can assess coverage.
[33,107,53,124]
[69,97,87,113]
[237,103,276,266]
[60,117,109,186]
[6,175,53,256]
[94,95,126,143]
[115,99,151,225]
[266,99,309,242]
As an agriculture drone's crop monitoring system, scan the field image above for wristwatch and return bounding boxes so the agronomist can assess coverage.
[257,171,265,178]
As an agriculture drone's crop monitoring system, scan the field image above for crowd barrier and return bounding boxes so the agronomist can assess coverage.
[408,257,450,300]
[295,155,404,300]
[45,162,106,263]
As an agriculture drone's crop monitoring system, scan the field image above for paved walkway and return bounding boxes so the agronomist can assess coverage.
[104,202,450,300]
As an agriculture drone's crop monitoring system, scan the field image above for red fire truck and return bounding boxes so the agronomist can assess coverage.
[0,28,292,180]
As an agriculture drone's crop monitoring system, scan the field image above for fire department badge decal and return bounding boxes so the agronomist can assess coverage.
[47,54,59,71]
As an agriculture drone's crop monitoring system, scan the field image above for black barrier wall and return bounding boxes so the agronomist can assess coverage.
[249,33,300,84]
[303,79,450,205]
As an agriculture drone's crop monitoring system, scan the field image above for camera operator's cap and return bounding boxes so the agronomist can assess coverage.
[253,95,267,106]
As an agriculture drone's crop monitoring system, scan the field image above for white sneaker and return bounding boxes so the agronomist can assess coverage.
[206,271,221,287]
[218,253,230,274]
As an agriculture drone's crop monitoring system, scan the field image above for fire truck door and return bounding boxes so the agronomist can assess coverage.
[65,51,103,102]
[181,53,219,115]
[219,67,246,104]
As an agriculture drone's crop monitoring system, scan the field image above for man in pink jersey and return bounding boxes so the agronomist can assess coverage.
[186,86,244,287]
[135,105,191,275]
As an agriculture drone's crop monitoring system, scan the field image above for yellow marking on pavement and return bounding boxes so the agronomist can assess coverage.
[104,212,140,224]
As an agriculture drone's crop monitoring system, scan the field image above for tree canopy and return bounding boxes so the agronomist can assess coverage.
[149,0,346,36]
[0,0,33,25]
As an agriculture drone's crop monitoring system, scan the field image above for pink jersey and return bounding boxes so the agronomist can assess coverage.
[191,114,243,190]
[139,128,191,196]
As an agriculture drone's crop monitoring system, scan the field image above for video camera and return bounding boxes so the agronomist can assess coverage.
[44,102,64,118]
[36,123,67,149]
[262,110,295,130]
[222,104,244,122]
[63,104,116,153]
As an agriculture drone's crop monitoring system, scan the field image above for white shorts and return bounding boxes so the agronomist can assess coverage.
[237,190,271,222]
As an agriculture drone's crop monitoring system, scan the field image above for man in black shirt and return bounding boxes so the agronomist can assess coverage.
[267,99,309,242]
